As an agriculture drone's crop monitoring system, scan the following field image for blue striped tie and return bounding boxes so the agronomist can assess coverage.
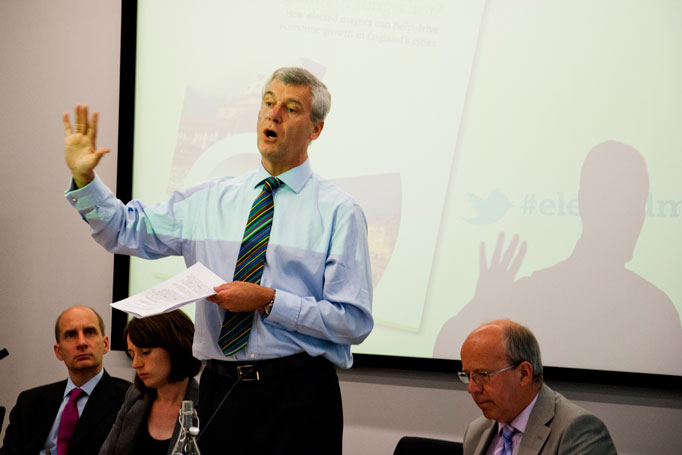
[501,424,518,455]
[218,177,282,356]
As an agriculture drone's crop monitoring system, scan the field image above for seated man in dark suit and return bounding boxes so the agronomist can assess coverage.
[459,319,617,455]
[1,305,130,455]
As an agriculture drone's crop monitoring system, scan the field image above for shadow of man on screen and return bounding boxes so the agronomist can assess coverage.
[434,140,682,374]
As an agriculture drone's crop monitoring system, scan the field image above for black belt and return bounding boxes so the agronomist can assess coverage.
[205,352,329,382]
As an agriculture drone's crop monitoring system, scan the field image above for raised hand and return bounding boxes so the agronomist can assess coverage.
[63,104,110,188]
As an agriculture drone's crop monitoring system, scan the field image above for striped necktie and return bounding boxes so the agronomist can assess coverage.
[218,176,282,356]
[501,424,518,455]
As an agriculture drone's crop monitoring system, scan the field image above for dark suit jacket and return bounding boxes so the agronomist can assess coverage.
[0,370,130,455]
[98,378,199,455]
[463,384,617,455]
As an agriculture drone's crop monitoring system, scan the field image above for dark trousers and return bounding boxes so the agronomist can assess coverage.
[197,353,343,455]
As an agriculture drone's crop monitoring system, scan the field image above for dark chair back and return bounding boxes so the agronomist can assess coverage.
[393,436,463,455]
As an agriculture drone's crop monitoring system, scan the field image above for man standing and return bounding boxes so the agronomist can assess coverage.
[0,306,129,455]
[62,67,373,454]
[459,319,617,455]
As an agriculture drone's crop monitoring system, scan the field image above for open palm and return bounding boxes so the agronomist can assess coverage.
[63,104,110,187]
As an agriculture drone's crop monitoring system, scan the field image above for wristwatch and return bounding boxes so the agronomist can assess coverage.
[264,289,276,316]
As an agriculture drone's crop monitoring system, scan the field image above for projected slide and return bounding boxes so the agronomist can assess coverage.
[127,0,682,376]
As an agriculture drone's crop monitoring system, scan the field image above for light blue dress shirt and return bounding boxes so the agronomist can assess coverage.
[66,159,373,368]
[40,369,104,455]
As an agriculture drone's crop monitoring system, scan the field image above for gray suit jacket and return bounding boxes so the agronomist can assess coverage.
[463,384,617,455]
[98,378,199,455]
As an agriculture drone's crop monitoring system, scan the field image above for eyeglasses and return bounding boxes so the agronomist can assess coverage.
[457,364,517,385]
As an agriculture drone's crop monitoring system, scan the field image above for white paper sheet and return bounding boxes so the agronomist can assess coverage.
[111,262,225,318]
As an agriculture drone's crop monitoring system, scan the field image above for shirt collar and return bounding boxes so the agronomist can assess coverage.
[256,159,312,194]
[498,391,540,435]
[64,369,104,399]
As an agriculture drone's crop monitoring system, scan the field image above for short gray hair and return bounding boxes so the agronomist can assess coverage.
[502,323,544,383]
[263,67,331,123]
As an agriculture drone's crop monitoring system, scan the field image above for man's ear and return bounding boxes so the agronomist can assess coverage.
[309,121,324,141]
[54,343,63,361]
[103,336,110,355]
[518,361,534,386]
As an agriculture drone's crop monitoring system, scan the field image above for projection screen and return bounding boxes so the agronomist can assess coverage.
[117,0,682,377]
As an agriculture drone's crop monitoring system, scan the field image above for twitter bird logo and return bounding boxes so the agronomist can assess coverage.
[463,189,511,225]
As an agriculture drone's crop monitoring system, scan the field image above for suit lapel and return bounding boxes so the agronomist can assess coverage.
[518,384,553,455]
[121,388,155,454]
[29,382,67,452]
[473,420,497,455]
[69,371,116,449]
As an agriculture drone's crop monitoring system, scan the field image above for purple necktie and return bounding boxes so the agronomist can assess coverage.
[57,388,85,455]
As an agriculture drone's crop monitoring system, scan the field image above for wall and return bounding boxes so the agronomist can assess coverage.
[0,2,680,454]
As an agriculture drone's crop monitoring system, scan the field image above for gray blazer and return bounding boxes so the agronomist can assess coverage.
[98,378,199,455]
[463,384,617,455]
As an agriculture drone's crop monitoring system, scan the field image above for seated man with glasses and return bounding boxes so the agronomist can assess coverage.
[458,319,617,455]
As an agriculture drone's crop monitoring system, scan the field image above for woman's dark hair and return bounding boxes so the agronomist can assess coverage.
[124,310,201,390]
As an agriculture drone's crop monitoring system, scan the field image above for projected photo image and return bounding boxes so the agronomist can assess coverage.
[131,0,486,331]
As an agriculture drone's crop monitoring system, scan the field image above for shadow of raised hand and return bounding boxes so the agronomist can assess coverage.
[471,232,527,306]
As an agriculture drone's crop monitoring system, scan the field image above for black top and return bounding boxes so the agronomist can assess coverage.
[135,424,170,455]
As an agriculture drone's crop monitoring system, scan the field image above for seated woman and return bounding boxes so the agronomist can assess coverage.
[99,310,201,455]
